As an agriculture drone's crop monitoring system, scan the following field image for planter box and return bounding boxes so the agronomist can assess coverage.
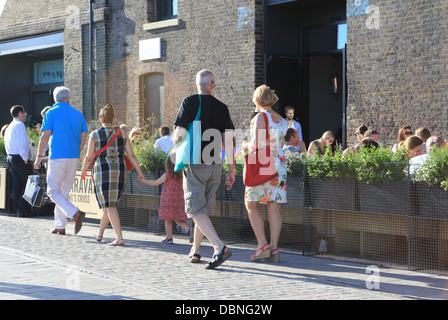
[285,176,304,208]
[124,171,163,196]
[359,181,409,215]
[306,179,356,211]
[217,174,245,202]
[415,183,448,218]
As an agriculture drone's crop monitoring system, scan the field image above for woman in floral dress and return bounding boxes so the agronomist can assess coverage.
[244,85,288,262]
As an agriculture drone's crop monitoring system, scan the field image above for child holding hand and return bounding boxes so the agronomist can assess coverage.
[139,152,193,244]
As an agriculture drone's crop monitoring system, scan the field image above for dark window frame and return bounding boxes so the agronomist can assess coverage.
[156,0,177,21]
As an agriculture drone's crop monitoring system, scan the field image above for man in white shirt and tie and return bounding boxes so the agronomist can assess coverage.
[4,105,33,217]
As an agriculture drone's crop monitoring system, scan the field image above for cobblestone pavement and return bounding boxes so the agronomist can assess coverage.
[1,215,448,302]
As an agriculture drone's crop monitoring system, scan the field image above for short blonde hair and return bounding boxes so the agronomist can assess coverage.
[252,85,279,108]
[321,131,334,140]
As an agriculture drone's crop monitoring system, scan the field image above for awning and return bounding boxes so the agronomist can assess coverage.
[0,32,64,56]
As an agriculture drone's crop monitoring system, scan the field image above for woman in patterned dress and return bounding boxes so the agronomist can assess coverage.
[244,85,288,262]
[81,104,144,246]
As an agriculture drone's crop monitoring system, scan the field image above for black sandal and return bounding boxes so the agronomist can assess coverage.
[204,246,232,269]
[188,253,201,263]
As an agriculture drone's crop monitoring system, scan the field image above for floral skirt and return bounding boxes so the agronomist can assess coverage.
[244,155,287,204]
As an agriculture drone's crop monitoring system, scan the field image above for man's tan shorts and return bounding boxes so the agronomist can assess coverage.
[182,164,222,218]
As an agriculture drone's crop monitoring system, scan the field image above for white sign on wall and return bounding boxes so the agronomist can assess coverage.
[139,38,161,61]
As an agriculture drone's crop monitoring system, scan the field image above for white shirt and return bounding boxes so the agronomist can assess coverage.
[4,118,30,161]
[283,143,301,153]
[154,135,174,153]
[409,153,429,175]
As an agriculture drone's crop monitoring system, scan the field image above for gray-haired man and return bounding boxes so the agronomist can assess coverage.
[173,70,235,269]
[34,86,88,235]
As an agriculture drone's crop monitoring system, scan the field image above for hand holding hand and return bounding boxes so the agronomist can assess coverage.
[137,173,145,184]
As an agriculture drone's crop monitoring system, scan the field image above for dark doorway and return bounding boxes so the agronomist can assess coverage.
[0,46,63,128]
[265,0,347,146]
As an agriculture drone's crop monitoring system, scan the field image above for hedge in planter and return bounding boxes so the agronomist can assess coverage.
[410,146,448,217]
[306,147,357,211]
[284,150,306,208]
[353,146,409,215]
[129,139,167,195]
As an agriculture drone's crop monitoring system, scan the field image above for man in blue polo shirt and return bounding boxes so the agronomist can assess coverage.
[34,86,88,235]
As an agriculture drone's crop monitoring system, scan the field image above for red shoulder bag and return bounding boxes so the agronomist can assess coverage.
[243,112,278,187]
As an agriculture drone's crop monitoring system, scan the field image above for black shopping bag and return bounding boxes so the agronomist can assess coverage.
[22,175,45,207]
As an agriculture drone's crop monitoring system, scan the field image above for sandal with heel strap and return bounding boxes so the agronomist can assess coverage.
[251,243,271,261]
[94,231,103,242]
[188,253,201,263]
[265,248,280,262]
[108,238,124,246]
[204,246,232,269]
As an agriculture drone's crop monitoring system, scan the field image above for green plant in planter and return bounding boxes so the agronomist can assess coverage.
[354,146,407,184]
[222,148,245,175]
[412,147,448,189]
[284,150,306,177]
[132,139,167,173]
[0,139,6,167]
[26,127,40,146]
[223,161,244,175]
[306,146,356,180]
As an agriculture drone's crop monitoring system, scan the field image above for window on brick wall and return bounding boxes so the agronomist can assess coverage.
[144,73,164,130]
[156,0,177,21]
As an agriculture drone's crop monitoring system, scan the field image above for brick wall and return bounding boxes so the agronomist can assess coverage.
[115,0,263,131]
[0,0,107,120]
[0,0,263,131]
[347,0,448,147]
[4,0,448,146]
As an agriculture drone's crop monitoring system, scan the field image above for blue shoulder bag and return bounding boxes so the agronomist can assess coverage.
[174,95,202,172]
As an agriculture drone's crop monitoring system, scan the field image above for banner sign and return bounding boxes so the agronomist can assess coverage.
[68,171,102,219]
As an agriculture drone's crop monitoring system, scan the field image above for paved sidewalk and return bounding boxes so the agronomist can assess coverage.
[1,214,448,301]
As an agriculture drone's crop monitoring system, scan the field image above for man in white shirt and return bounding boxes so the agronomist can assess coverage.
[4,105,33,217]
[409,136,447,175]
[154,126,174,153]
[285,106,303,142]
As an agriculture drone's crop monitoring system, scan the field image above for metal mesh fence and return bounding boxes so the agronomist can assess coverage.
[3,162,448,275]
[111,162,448,275]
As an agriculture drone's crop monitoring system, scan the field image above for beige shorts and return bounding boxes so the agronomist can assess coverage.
[182,164,222,218]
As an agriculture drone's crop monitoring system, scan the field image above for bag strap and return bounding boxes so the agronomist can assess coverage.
[92,127,122,160]
[195,95,201,121]
[250,112,270,153]
[89,127,122,178]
